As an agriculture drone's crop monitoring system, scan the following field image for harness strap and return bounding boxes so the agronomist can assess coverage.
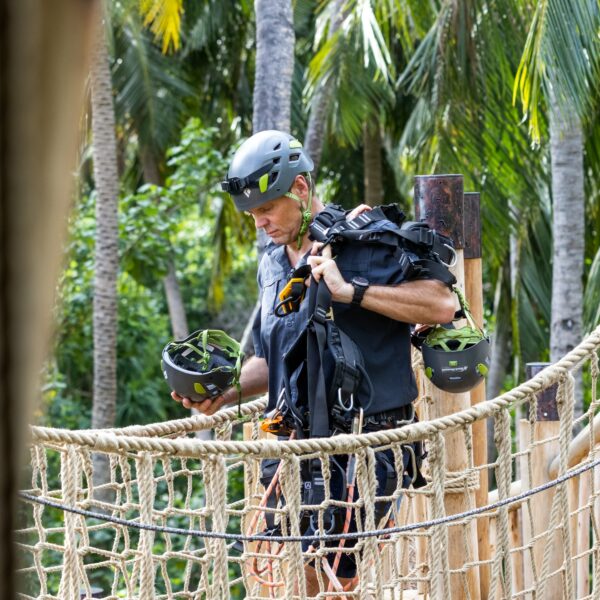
[307,281,334,438]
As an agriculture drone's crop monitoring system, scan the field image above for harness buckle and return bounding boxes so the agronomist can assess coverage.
[313,306,328,323]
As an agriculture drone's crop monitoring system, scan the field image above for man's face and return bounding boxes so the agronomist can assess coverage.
[247,195,301,246]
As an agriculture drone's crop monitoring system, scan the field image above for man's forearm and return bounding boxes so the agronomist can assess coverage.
[222,355,269,404]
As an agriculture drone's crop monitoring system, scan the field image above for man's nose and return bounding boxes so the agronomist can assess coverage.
[253,214,268,229]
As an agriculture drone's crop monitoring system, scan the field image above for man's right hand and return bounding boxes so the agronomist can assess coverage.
[170,390,233,415]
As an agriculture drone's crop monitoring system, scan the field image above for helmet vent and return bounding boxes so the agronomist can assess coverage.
[273,157,281,164]
[273,142,282,150]
[290,153,300,162]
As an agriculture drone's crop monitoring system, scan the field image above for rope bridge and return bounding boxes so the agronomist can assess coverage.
[16,326,600,599]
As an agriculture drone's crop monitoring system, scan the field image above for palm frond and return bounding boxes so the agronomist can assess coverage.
[139,0,183,53]
[513,0,600,143]
[113,12,194,156]
[584,245,600,332]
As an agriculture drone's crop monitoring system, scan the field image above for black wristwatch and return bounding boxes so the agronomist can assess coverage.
[350,277,370,306]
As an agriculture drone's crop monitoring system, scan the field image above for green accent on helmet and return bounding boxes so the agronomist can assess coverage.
[477,363,489,376]
[259,173,269,193]
[425,366,433,379]
[449,360,458,367]
[289,140,302,149]
[194,382,207,395]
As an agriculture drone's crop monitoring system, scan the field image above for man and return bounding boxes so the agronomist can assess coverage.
[172,130,455,593]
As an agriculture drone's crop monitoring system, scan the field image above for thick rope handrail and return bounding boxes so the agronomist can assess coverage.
[32,397,268,439]
[28,324,600,458]
[18,453,600,543]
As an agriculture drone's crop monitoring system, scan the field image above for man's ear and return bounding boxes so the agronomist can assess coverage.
[292,174,310,199]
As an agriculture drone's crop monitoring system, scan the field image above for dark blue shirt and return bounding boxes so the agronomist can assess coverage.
[252,219,418,416]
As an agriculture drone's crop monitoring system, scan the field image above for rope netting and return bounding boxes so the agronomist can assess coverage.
[15,326,600,599]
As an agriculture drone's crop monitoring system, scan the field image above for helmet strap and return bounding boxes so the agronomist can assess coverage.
[285,173,313,249]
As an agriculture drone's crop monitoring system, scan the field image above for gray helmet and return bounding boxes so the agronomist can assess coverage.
[421,288,490,394]
[221,130,314,211]
[161,329,243,403]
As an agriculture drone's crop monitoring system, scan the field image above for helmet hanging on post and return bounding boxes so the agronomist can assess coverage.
[421,288,490,393]
[161,329,243,403]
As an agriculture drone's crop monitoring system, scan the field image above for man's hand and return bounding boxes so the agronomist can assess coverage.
[307,244,353,303]
[347,204,372,220]
[171,390,234,415]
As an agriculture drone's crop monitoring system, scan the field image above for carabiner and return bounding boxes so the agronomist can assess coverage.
[337,389,354,412]
[441,243,457,268]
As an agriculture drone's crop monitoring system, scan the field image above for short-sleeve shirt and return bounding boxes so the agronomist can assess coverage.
[252,219,418,416]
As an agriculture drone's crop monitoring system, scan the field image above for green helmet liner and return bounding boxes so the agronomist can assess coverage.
[161,329,243,403]
[221,130,314,212]
[422,288,490,394]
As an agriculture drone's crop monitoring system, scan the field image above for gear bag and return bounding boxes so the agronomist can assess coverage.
[309,203,457,288]
[280,278,373,438]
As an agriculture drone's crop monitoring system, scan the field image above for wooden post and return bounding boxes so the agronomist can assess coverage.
[464,191,491,599]
[414,175,480,599]
[520,363,561,599]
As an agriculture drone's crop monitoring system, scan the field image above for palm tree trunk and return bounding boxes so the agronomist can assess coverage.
[253,0,295,259]
[253,0,294,133]
[363,123,384,206]
[549,97,585,421]
[140,147,190,342]
[163,261,189,340]
[304,0,346,176]
[91,12,119,501]
[91,14,119,432]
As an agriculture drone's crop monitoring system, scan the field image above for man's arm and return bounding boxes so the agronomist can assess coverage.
[308,247,456,325]
[171,355,269,415]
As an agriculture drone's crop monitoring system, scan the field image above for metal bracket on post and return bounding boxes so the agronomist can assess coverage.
[526,362,559,421]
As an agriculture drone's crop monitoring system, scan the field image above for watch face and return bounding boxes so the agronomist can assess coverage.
[352,277,369,287]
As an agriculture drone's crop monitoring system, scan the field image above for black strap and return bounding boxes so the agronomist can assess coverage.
[306,281,333,437]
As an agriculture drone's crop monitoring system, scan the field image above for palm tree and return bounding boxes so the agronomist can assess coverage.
[514,0,600,417]
[253,0,295,133]
[90,6,120,496]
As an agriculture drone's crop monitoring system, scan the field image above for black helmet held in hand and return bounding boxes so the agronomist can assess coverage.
[422,289,490,394]
[161,329,243,403]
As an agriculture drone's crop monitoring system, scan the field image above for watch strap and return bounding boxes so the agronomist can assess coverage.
[351,278,369,306]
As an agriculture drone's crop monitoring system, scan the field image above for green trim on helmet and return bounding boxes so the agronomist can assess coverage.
[425,366,433,379]
[259,173,269,193]
[477,363,489,376]
[425,325,485,352]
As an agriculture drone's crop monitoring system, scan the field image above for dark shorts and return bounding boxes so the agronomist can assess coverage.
[259,445,414,579]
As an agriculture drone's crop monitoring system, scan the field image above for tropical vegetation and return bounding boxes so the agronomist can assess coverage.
[43,0,600,434]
